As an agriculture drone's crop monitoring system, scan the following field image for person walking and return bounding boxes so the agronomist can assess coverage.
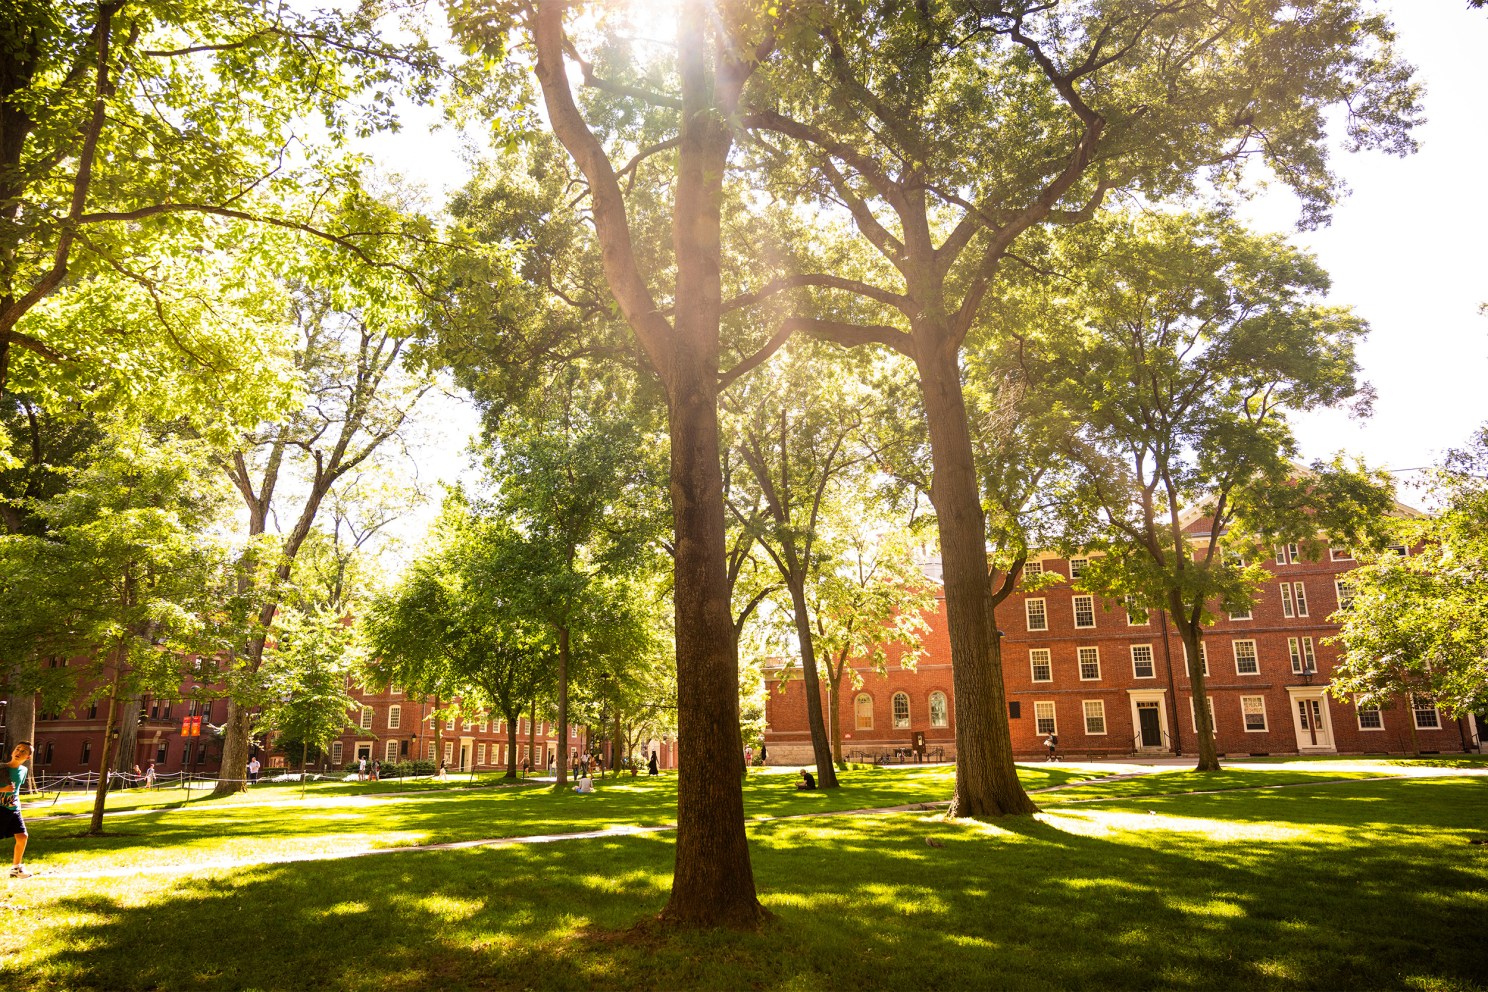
[1,742,34,878]
[1043,734,1059,762]
[144,762,156,790]
[647,751,659,777]
[247,756,260,785]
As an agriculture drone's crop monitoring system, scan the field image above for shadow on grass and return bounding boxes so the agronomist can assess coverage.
[17,778,1488,991]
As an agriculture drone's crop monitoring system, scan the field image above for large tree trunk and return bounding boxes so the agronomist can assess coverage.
[916,345,1037,817]
[506,710,520,778]
[216,699,254,795]
[787,580,838,786]
[1172,612,1222,772]
[115,691,143,779]
[5,691,35,755]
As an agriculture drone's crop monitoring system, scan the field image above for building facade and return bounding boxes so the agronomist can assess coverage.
[764,541,1478,764]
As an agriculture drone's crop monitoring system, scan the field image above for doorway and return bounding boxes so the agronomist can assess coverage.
[1288,692,1335,752]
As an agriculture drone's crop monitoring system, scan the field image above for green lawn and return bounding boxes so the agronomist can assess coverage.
[2,763,1483,990]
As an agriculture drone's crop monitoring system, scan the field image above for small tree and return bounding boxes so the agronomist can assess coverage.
[1331,428,1488,729]
[260,608,361,783]
[1017,212,1394,771]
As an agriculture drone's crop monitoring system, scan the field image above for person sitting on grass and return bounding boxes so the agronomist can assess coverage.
[573,773,594,794]
[0,742,33,878]
[796,769,816,791]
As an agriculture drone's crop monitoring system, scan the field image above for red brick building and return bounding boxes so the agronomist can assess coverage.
[16,670,678,782]
[765,540,1479,764]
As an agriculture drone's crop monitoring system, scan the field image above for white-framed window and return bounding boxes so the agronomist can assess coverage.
[1069,557,1088,579]
[1026,598,1048,632]
[1185,642,1209,678]
[929,691,949,728]
[1029,649,1052,683]
[1412,697,1441,730]
[1241,695,1268,731]
[1077,646,1101,681]
[1023,560,1043,579]
[464,720,474,732]
[359,706,373,730]
[331,741,343,764]
[425,742,433,760]
[385,740,399,762]
[1281,583,1295,618]
[388,705,401,730]
[1073,595,1096,629]
[1333,578,1357,613]
[536,721,545,736]
[1287,637,1318,675]
[1083,700,1106,735]
[1233,640,1259,675]
[1356,702,1383,731]
[855,693,874,730]
[389,683,401,695]
[1126,606,1149,626]
[445,715,455,731]
[1189,695,1217,734]
[443,741,453,763]
[1275,545,1287,565]
[892,692,911,729]
[1131,644,1156,679]
[1293,582,1308,617]
[480,720,489,733]
[1229,601,1253,621]
[477,743,487,765]
[1034,701,1057,736]
[1386,544,1408,557]
[1330,547,1353,561]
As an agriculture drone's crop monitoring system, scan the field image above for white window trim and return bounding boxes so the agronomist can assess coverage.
[1335,577,1355,611]
[1026,598,1048,632]
[1412,697,1441,730]
[1131,644,1156,679]
[929,691,949,728]
[1229,602,1253,621]
[1294,582,1309,617]
[387,704,401,730]
[1356,701,1384,732]
[331,741,343,764]
[1070,557,1088,579]
[385,740,399,763]
[1072,595,1097,629]
[1233,639,1259,676]
[892,692,911,730]
[1281,583,1295,618]
[1083,699,1107,736]
[855,693,874,731]
[1330,547,1353,561]
[1126,608,1149,627]
[1033,701,1057,736]
[359,706,373,730]
[1077,646,1102,682]
[1023,560,1044,579]
[1184,642,1209,678]
[1029,649,1053,683]
[1241,695,1268,732]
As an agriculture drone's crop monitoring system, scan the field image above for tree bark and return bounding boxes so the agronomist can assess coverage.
[555,626,569,788]
[787,579,839,786]
[115,691,142,779]
[87,678,119,832]
[5,691,34,754]
[217,699,254,794]
[917,344,1037,817]
[1171,612,1222,771]
[828,670,844,765]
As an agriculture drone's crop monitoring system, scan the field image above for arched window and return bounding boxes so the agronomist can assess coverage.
[892,692,911,729]
[855,693,874,730]
[930,691,949,728]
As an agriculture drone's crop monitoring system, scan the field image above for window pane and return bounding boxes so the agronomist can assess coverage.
[1034,702,1056,736]
[929,692,948,728]
[1083,700,1105,735]
[855,694,874,730]
[1294,582,1308,617]
[892,693,910,729]
[1029,649,1052,682]
[1242,696,1267,731]
[1234,641,1259,675]
[1073,596,1096,628]
[1026,599,1047,631]
[1078,647,1101,680]
[1131,645,1154,678]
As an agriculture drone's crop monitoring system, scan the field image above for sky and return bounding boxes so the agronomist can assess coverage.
[372,1,1488,537]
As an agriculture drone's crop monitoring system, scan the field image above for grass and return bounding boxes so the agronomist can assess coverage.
[2,762,1483,990]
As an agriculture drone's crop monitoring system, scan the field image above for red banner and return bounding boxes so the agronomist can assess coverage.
[181,716,192,736]
[180,716,202,737]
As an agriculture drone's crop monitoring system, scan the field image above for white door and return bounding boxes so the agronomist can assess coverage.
[1292,696,1334,751]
